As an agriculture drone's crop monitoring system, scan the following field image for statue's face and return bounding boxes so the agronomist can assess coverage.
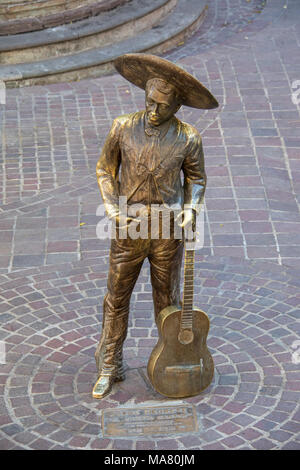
[145,85,180,127]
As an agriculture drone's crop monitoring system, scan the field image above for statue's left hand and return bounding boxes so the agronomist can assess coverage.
[176,208,196,230]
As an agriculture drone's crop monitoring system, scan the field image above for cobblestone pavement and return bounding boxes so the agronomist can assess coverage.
[0,0,300,450]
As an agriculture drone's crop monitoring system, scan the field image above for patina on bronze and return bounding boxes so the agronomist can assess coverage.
[92,53,218,400]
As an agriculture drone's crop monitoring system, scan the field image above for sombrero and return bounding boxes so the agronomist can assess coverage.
[114,53,218,110]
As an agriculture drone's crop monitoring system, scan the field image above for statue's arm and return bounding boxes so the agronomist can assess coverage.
[96,118,122,219]
[178,131,206,230]
[182,131,207,214]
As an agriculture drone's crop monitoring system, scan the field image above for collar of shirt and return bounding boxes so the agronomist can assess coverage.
[145,126,160,137]
[144,113,172,139]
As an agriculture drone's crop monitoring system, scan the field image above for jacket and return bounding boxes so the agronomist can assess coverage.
[96,111,206,218]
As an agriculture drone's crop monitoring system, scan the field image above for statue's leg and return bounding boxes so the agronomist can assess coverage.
[93,237,146,398]
[94,293,127,381]
[148,236,183,319]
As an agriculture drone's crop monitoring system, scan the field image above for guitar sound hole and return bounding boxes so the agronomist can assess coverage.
[178,329,194,345]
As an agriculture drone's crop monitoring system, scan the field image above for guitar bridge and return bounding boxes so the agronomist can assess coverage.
[165,362,203,375]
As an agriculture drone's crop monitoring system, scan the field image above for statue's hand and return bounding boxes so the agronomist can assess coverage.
[117,215,141,229]
[107,209,141,229]
[176,208,196,230]
[176,208,196,242]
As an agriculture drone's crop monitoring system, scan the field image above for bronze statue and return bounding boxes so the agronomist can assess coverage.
[92,53,218,399]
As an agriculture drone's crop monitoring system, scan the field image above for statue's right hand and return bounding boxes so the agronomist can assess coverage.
[109,212,141,229]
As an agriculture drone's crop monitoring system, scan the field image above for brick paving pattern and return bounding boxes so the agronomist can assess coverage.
[0,0,300,450]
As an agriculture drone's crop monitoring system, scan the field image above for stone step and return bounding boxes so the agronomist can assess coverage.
[0,0,175,63]
[0,0,113,19]
[0,0,208,87]
[0,1,130,35]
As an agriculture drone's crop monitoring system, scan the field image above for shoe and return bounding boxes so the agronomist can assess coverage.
[92,373,115,399]
[96,363,126,382]
[92,367,126,399]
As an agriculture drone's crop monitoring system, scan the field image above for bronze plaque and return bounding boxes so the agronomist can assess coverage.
[102,404,198,437]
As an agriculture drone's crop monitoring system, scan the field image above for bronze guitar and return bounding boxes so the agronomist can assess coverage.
[147,240,214,398]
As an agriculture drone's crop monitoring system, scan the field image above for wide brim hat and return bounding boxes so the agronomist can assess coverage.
[114,53,218,110]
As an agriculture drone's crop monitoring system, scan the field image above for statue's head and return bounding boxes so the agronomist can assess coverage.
[145,78,182,127]
[114,54,219,116]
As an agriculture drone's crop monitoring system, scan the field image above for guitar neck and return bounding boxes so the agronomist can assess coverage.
[181,248,195,330]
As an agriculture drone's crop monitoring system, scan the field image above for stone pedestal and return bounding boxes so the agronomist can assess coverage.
[0,0,208,87]
[0,0,128,33]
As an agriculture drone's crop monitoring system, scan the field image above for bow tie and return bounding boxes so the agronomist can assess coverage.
[145,126,160,137]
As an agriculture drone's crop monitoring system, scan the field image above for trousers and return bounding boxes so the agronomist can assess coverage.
[95,217,183,376]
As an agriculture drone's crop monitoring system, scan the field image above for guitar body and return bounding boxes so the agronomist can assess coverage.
[147,305,214,398]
